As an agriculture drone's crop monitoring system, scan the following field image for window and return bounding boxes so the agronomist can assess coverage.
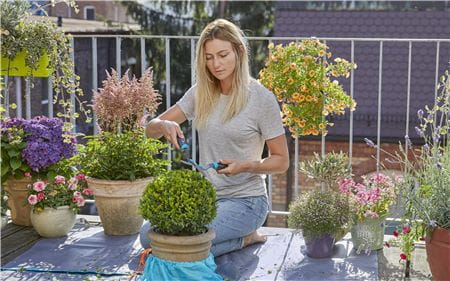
[84,6,95,20]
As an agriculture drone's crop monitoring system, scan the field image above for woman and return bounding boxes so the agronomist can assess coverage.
[140,19,289,257]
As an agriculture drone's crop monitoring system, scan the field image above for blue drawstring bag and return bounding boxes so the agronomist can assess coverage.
[140,253,223,281]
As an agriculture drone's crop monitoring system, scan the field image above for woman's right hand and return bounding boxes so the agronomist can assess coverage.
[160,119,184,150]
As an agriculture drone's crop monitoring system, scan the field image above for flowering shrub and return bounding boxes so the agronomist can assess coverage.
[364,69,450,234]
[288,190,351,240]
[1,116,77,183]
[27,174,91,213]
[93,68,161,133]
[338,173,397,222]
[259,39,357,136]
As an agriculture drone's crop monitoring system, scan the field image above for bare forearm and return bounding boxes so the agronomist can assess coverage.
[244,155,289,174]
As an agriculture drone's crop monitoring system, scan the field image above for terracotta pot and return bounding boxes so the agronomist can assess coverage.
[86,177,152,236]
[4,177,32,226]
[351,216,386,251]
[30,206,76,238]
[426,227,450,281]
[304,234,335,258]
[148,227,215,262]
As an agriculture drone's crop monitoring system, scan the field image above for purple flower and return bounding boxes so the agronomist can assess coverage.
[415,126,424,138]
[417,109,424,119]
[1,116,77,172]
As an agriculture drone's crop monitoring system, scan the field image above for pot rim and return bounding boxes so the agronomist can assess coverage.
[149,227,216,244]
[86,176,153,185]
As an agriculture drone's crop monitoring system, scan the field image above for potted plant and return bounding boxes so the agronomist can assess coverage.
[259,39,356,136]
[288,190,351,258]
[27,173,90,238]
[1,116,78,226]
[369,69,450,280]
[76,68,167,236]
[0,0,90,123]
[139,169,217,262]
[300,151,350,191]
[338,173,397,252]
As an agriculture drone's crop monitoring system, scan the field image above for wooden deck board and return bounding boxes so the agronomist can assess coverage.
[1,224,41,265]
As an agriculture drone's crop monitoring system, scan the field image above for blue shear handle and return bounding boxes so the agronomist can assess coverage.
[212,162,228,170]
[178,138,189,151]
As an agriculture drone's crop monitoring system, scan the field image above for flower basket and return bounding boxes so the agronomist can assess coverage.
[1,51,51,77]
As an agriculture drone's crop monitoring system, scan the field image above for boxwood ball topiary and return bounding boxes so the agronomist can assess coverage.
[139,169,217,236]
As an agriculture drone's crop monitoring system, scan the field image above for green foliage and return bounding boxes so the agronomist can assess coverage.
[300,151,350,190]
[0,0,90,126]
[288,190,351,240]
[122,1,274,103]
[140,169,217,235]
[0,126,28,184]
[75,130,168,181]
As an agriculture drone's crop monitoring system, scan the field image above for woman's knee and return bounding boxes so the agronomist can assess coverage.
[139,221,151,249]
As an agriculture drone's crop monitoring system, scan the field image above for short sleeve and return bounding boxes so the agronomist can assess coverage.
[258,92,285,140]
[176,85,196,121]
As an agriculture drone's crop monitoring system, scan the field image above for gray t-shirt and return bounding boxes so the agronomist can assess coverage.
[176,80,285,199]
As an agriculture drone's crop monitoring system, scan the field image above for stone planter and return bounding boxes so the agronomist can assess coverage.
[426,227,450,281]
[148,227,215,262]
[30,206,76,238]
[351,216,386,251]
[86,177,152,236]
[304,234,335,258]
[4,177,32,226]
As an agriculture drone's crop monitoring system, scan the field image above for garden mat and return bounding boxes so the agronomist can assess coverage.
[1,225,378,281]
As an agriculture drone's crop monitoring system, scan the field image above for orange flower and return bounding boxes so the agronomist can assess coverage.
[287,78,294,85]
[306,95,313,102]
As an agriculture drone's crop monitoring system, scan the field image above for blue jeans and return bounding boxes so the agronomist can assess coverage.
[139,195,268,257]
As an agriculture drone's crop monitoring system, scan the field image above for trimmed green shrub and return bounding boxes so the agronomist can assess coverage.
[288,190,350,240]
[140,169,217,235]
[76,130,168,181]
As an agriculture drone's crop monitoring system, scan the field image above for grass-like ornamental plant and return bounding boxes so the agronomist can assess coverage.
[259,39,356,136]
[75,130,168,181]
[140,169,217,236]
[288,190,351,240]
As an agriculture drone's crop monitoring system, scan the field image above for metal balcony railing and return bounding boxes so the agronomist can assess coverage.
[2,35,450,216]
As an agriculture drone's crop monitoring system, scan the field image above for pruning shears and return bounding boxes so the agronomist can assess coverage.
[178,138,228,173]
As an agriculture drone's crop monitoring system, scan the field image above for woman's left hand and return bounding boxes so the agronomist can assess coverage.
[216,159,250,176]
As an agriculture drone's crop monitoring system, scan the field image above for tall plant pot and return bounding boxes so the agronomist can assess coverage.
[148,227,215,262]
[304,234,335,258]
[351,216,386,251]
[425,227,450,281]
[30,206,76,238]
[4,177,32,226]
[86,177,152,236]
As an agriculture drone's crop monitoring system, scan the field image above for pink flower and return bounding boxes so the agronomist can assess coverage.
[393,230,399,237]
[82,188,93,196]
[33,181,46,192]
[54,175,66,185]
[363,210,379,218]
[28,195,38,205]
[400,253,407,260]
[37,192,45,202]
[24,172,31,177]
[75,196,85,207]
[402,226,411,234]
[68,177,78,190]
[73,191,81,198]
[72,197,78,203]
[76,174,86,181]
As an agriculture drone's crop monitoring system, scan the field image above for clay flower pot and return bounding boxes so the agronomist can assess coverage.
[4,177,32,226]
[426,227,450,281]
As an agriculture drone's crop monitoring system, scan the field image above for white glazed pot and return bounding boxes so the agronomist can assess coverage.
[30,206,76,238]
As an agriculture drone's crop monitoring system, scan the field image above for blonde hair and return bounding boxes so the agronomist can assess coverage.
[195,19,251,129]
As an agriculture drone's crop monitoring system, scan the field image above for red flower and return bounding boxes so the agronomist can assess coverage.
[400,253,407,260]
[76,174,86,181]
[24,172,31,177]
[402,226,411,234]
[419,237,426,241]
[37,192,45,202]
[393,230,399,237]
